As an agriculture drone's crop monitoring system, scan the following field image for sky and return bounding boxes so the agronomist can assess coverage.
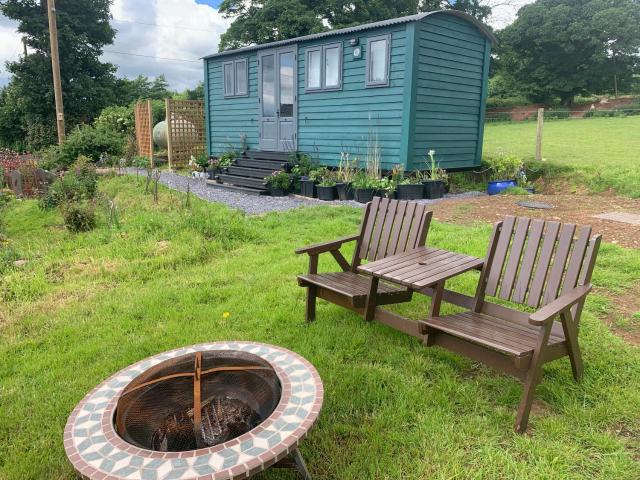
[0,0,531,90]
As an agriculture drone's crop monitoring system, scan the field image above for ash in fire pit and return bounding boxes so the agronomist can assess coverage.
[115,350,281,452]
[152,396,259,451]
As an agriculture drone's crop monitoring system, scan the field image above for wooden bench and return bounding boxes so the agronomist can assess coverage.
[296,197,433,322]
[420,216,601,433]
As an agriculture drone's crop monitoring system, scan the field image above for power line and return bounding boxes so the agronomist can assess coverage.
[103,50,201,63]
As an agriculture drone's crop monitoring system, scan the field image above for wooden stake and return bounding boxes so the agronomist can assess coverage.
[535,108,544,161]
[46,0,65,144]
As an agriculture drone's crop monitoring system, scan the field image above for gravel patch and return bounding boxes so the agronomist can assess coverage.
[124,169,485,215]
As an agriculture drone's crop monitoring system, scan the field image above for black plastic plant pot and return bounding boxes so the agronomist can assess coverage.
[335,182,354,201]
[423,180,445,199]
[269,187,287,197]
[354,188,375,204]
[207,168,220,180]
[316,185,337,201]
[300,179,317,198]
[396,184,424,200]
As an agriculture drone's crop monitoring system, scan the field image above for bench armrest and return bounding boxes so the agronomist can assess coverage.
[295,234,360,256]
[529,284,592,326]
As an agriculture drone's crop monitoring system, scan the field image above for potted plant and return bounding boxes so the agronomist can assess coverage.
[373,177,393,198]
[292,153,318,197]
[486,153,522,195]
[396,175,424,200]
[207,157,221,179]
[264,170,291,196]
[352,171,377,203]
[422,150,448,199]
[316,175,337,201]
[189,154,209,179]
[335,152,358,201]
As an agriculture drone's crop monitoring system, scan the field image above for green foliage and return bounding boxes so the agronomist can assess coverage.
[497,0,640,105]
[39,158,98,210]
[264,170,292,190]
[0,188,15,208]
[60,200,97,232]
[483,152,524,181]
[352,170,379,189]
[289,152,316,177]
[500,186,531,196]
[40,125,125,170]
[545,108,571,120]
[218,0,491,50]
[95,105,135,136]
[0,0,120,151]
[218,151,237,167]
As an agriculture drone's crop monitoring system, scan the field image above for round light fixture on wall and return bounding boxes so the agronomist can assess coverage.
[353,46,362,58]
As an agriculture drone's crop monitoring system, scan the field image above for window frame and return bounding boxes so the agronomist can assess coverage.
[305,42,343,92]
[365,34,391,88]
[223,58,249,98]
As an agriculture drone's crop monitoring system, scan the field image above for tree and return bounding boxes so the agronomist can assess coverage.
[0,0,119,150]
[218,0,492,51]
[497,0,640,105]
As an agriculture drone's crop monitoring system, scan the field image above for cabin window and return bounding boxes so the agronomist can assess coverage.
[306,43,342,91]
[366,34,390,87]
[223,58,248,97]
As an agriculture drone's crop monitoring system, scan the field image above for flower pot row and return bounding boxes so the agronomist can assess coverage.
[299,180,447,203]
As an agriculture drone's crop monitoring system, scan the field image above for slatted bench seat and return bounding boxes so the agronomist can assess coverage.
[296,198,433,322]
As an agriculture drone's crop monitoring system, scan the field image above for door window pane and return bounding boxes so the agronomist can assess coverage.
[223,62,234,96]
[262,54,276,117]
[369,38,389,85]
[307,49,321,89]
[324,47,340,88]
[279,52,294,118]
[235,60,247,95]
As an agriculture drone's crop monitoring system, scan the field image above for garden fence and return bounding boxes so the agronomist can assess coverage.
[165,99,206,169]
[485,108,640,123]
[134,100,154,165]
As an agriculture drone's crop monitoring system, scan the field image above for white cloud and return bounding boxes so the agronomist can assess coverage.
[0,16,22,85]
[486,0,535,29]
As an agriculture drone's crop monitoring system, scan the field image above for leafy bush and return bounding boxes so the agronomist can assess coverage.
[94,105,135,135]
[500,186,531,196]
[40,125,125,170]
[483,153,524,181]
[264,171,292,190]
[38,158,98,209]
[0,188,15,208]
[61,201,97,232]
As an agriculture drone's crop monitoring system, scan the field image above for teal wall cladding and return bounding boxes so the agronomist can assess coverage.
[410,13,490,170]
[206,54,260,156]
[297,24,408,170]
[204,11,493,171]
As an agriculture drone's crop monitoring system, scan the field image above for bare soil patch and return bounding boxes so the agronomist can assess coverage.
[597,283,640,346]
[432,193,640,249]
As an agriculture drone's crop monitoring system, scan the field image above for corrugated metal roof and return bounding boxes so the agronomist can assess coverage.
[202,10,496,60]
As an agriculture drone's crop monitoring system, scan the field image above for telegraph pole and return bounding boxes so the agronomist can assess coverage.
[46,0,65,143]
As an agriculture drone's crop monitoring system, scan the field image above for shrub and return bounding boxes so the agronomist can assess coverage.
[39,125,125,170]
[61,201,97,232]
[94,105,135,136]
[264,171,292,190]
[38,158,98,209]
[545,108,570,120]
[0,188,15,208]
[483,153,524,181]
[500,186,531,196]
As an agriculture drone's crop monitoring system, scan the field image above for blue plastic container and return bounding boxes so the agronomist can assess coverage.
[487,179,517,195]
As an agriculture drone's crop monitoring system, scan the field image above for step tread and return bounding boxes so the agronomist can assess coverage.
[216,174,267,188]
[225,166,274,178]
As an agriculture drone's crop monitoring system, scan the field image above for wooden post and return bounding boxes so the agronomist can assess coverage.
[165,98,173,170]
[535,108,544,161]
[147,100,154,168]
[46,0,65,144]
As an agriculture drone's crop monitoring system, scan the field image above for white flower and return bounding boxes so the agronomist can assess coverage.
[428,149,436,156]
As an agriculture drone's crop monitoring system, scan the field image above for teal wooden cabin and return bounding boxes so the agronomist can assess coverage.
[203,11,495,172]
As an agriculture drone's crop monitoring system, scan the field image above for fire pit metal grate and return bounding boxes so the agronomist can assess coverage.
[64,343,323,480]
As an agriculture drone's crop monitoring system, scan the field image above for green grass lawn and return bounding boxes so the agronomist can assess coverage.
[483,116,640,197]
[1,176,639,479]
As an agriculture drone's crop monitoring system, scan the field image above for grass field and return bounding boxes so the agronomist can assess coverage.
[1,176,639,479]
[483,116,640,197]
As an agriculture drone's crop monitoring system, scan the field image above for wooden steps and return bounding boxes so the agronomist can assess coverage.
[210,151,290,195]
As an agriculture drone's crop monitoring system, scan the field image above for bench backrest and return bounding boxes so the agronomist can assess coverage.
[354,197,433,266]
[483,216,601,317]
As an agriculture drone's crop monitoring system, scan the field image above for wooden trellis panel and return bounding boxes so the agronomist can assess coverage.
[134,100,154,164]
[166,99,205,169]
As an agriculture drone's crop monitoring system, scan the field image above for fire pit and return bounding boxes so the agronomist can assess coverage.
[64,343,323,480]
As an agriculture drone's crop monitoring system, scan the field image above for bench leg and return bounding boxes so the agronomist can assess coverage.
[561,311,584,381]
[364,277,379,322]
[514,325,551,433]
[305,286,317,323]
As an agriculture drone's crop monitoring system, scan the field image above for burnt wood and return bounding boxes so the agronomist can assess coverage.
[296,197,433,322]
[420,216,601,433]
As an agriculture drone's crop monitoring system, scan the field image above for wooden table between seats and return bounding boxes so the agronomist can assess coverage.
[357,246,485,320]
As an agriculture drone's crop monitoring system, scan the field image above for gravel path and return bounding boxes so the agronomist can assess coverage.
[125,169,485,215]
